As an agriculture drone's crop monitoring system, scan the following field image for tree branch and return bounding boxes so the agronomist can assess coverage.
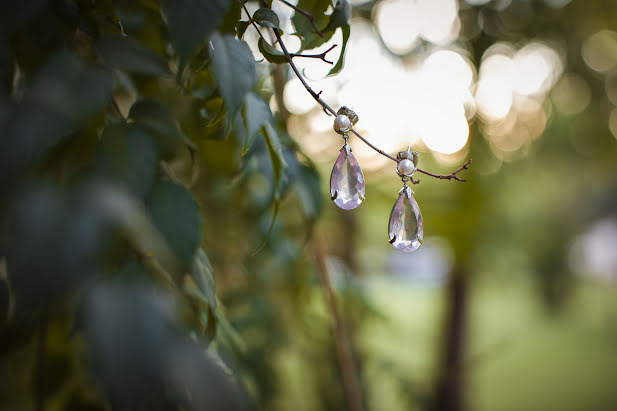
[271,29,399,162]
[313,232,364,411]
[416,159,472,182]
[289,44,337,64]
[276,0,323,37]
[240,0,267,41]
[264,8,471,182]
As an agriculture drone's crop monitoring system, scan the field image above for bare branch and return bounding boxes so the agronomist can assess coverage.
[264,14,471,181]
[313,232,364,411]
[271,29,399,162]
[416,159,472,182]
[289,44,337,64]
[276,0,323,37]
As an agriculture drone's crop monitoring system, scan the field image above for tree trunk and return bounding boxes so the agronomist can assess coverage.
[433,267,467,411]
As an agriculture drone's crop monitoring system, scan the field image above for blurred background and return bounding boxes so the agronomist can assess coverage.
[1,0,617,410]
[243,0,617,410]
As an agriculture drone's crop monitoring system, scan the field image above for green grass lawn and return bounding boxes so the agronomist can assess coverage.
[360,275,617,411]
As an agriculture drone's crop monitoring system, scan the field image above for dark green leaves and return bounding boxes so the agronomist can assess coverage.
[160,0,231,62]
[147,181,202,266]
[251,123,287,253]
[191,249,217,310]
[211,33,256,115]
[253,8,282,33]
[184,248,217,338]
[80,281,249,410]
[27,51,113,147]
[328,24,350,76]
[96,126,158,197]
[242,92,274,154]
[262,123,286,194]
[97,36,170,77]
[258,38,287,64]
[323,0,351,32]
[292,0,351,67]
[128,99,185,157]
[129,99,184,140]
[295,164,323,220]
[7,185,113,315]
[292,0,330,50]
[236,21,250,38]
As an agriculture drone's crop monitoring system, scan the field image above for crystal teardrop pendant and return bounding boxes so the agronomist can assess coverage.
[388,186,423,252]
[330,144,365,210]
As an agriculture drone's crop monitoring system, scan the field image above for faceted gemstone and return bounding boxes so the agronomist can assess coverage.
[388,187,423,252]
[330,144,365,210]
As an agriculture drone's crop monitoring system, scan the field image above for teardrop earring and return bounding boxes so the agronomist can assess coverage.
[330,107,365,210]
[388,148,423,252]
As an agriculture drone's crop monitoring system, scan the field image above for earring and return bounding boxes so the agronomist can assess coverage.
[388,148,423,252]
[330,107,365,210]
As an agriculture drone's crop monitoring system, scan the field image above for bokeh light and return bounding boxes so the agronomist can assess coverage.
[552,74,591,115]
[581,30,617,73]
[570,218,617,282]
[374,0,420,54]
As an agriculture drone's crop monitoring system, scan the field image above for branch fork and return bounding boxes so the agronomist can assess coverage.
[247,0,472,181]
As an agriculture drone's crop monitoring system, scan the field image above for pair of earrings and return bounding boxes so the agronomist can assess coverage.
[329,107,423,252]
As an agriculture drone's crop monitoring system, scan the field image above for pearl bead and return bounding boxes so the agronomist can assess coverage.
[397,159,415,176]
[333,115,352,134]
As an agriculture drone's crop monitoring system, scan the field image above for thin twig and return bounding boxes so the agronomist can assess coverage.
[416,159,472,182]
[289,44,337,64]
[265,5,470,181]
[276,0,323,37]
[239,0,267,41]
[271,29,399,162]
[312,232,364,411]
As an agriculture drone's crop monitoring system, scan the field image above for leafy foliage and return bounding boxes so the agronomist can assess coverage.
[0,0,336,409]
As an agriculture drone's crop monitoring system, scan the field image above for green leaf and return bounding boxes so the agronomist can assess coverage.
[96,125,158,197]
[218,0,241,34]
[200,97,233,140]
[253,8,282,33]
[211,33,256,115]
[97,36,170,77]
[146,181,202,266]
[262,123,286,194]
[236,21,250,38]
[295,164,323,219]
[292,0,331,50]
[251,197,280,255]
[323,0,351,32]
[257,37,287,64]
[160,0,231,62]
[241,92,274,154]
[191,248,216,310]
[27,51,113,147]
[327,24,350,76]
[214,309,247,355]
[129,99,185,140]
